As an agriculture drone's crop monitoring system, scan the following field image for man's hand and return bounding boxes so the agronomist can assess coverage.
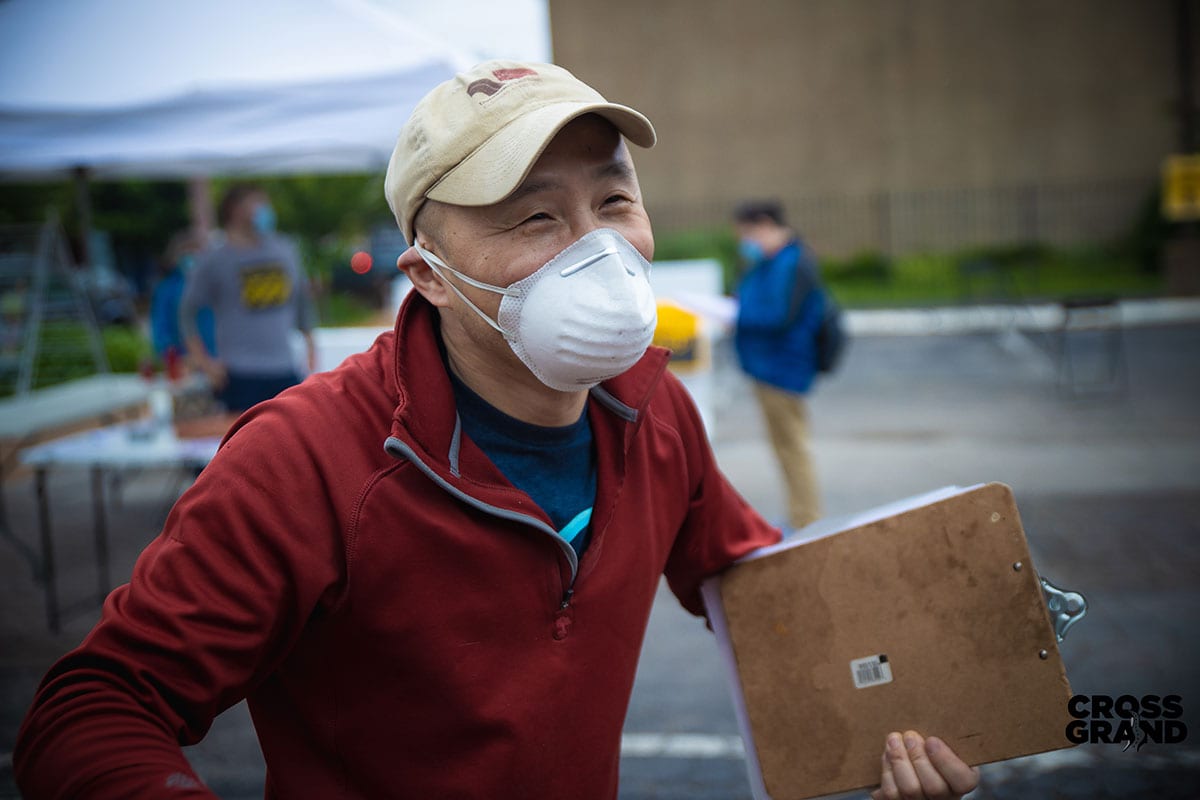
[183,334,228,391]
[196,355,228,391]
[869,730,979,800]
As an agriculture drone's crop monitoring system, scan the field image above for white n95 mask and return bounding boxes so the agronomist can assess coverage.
[414,228,658,392]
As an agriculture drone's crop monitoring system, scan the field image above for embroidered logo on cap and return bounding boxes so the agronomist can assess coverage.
[467,67,538,97]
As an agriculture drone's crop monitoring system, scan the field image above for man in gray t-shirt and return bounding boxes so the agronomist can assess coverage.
[180,184,316,412]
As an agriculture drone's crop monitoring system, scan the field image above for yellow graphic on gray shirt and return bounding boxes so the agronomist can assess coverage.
[239,264,291,310]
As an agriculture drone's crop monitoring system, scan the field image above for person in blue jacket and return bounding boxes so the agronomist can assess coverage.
[733,200,827,529]
[150,230,215,362]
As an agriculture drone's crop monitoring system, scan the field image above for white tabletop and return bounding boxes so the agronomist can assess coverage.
[0,374,151,439]
[20,420,220,469]
[0,372,212,440]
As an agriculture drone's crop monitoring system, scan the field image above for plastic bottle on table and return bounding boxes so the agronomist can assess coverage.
[148,380,176,446]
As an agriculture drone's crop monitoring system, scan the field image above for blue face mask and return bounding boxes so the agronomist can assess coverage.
[738,239,765,263]
[252,203,277,234]
[176,254,195,273]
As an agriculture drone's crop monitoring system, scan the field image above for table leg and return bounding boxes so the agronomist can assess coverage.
[0,453,8,534]
[35,468,59,634]
[92,466,111,605]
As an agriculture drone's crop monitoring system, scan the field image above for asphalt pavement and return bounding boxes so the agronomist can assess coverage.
[2,316,1199,799]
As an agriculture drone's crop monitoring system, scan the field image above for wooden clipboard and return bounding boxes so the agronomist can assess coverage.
[701,483,1078,800]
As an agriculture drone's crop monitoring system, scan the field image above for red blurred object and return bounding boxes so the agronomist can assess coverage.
[165,346,182,381]
[350,251,373,274]
[139,358,156,381]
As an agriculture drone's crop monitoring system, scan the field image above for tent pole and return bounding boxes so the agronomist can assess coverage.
[188,176,214,241]
[72,166,92,266]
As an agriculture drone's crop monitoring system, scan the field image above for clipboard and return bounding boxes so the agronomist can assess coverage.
[700,482,1086,800]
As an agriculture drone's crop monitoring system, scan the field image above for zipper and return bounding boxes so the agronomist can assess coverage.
[384,436,579,603]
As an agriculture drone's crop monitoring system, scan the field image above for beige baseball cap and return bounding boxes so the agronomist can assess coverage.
[385,60,657,244]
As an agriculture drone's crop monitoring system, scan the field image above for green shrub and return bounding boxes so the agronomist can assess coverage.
[954,242,1050,267]
[653,227,739,291]
[0,322,151,397]
[646,225,1165,306]
[1123,185,1175,274]
[823,251,892,283]
[103,324,152,372]
[321,292,379,326]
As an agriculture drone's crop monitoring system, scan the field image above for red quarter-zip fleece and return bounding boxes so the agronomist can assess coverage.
[15,292,781,799]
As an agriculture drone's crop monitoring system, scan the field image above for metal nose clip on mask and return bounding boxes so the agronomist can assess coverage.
[414,228,658,392]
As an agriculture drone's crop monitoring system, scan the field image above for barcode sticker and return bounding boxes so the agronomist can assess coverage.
[850,654,894,689]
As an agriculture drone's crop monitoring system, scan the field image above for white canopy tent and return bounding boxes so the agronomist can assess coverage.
[0,68,462,179]
[0,0,484,179]
[0,0,552,251]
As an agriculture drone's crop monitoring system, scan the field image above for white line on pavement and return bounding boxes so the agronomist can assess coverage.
[620,733,745,759]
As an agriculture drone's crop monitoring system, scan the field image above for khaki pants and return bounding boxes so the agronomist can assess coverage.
[753,381,821,529]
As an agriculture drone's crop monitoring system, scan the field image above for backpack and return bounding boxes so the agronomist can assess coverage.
[815,290,846,373]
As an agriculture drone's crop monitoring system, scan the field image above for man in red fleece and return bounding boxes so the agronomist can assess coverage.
[15,61,978,800]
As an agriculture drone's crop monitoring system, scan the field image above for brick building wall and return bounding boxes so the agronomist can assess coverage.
[549,0,1196,255]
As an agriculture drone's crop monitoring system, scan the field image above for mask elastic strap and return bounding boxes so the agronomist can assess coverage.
[414,245,518,295]
[413,245,513,337]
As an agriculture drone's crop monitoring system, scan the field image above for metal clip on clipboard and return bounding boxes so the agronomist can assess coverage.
[1039,576,1087,642]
